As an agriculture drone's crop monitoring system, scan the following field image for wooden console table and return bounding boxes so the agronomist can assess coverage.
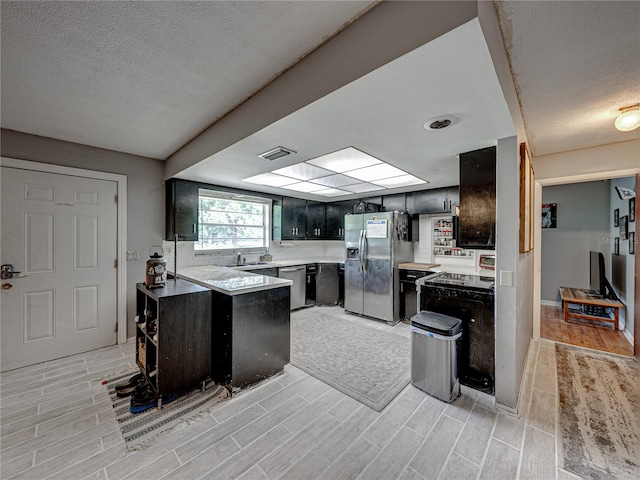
[559,287,624,330]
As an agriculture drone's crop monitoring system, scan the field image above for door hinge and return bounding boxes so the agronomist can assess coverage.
[115,194,119,204]
[114,259,118,268]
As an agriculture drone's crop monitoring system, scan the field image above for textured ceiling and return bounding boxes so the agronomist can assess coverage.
[494,0,640,157]
[0,0,375,159]
[1,0,638,198]
[179,18,516,198]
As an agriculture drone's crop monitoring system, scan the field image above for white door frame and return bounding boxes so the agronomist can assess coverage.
[1,157,128,345]
[533,166,639,342]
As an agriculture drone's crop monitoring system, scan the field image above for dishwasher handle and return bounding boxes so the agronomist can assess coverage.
[279,266,305,273]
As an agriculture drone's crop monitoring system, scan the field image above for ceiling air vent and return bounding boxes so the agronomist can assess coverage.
[258,146,296,161]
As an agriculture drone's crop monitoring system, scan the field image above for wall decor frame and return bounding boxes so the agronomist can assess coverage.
[620,215,628,240]
[614,208,620,227]
[541,203,557,228]
[630,198,635,222]
[615,237,620,255]
[519,142,534,252]
[630,232,635,255]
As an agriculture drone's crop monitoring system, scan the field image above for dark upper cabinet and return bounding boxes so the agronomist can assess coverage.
[166,179,199,241]
[457,146,496,249]
[326,200,359,239]
[281,197,307,240]
[306,201,326,238]
[381,193,406,212]
[407,186,459,215]
[325,203,343,239]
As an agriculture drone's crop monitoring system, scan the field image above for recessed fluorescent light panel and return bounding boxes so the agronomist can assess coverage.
[242,147,427,197]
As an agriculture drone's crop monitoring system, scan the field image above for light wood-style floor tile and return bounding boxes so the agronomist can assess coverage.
[1,306,630,480]
[519,425,556,480]
[409,415,464,478]
[438,452,480,480]
[479,438,520,480]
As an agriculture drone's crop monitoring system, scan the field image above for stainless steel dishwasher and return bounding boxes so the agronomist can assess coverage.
[278,265,306,310]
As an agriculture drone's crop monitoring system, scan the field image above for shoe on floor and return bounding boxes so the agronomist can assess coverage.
[131,382,157,405]
[115,373,145,397]
[129,393,177,414]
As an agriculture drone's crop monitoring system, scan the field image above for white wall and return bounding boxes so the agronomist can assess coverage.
[534,140,639,183]
[479,0,533,412]
[1,129,165,337]
[163,239,344,270]
[610,177,636,337]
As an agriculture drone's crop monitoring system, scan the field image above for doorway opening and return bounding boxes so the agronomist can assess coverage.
[538,177,635,357]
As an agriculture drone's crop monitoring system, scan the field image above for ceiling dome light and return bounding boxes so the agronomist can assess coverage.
[614,104,640,132]
[424,115,460,131]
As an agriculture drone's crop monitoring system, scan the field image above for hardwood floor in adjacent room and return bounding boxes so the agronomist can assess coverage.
[540,304,634,356]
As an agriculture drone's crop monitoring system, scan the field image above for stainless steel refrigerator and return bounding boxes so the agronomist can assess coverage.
[344,212,413,323]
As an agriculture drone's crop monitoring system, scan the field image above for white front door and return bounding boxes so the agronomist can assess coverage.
[1,167,118,371]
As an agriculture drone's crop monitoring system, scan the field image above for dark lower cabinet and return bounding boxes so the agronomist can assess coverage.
[398,269,434,320]
[211,286,290,390]
[135,280,211,397]
[420,286,495,394]
[458,147,496,249]
[316,263,339,305]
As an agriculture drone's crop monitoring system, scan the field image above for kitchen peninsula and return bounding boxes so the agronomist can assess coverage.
[175,266,292,391]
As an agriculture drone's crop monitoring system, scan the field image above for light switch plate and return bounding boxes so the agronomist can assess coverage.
[500,270,513,286]
[126,251,138,261]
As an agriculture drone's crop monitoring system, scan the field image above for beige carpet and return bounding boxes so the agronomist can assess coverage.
[556,344,640,480]
[290,309,410,411]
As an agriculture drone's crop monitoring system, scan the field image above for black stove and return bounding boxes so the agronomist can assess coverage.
[422,272,495,293]
[419,272,495,395]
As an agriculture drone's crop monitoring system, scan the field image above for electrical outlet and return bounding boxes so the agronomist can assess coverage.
[126,251,138,261]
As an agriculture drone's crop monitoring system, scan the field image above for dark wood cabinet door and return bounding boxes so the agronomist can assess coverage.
[325,203,343,239]
[166,179,199,241]
[281,197,307,239]
[306,201,326,238]
[407,186,458,215]
[381,193,406,212]
[458,146,496,249]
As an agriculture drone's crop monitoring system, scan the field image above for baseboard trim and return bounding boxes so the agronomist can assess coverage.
[541,299,561,307]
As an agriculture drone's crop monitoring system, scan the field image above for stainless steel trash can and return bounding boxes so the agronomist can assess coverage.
[410,311,462,403]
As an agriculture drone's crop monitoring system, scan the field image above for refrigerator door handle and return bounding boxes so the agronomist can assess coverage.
[358,229,365,273]
[361,229,368,273]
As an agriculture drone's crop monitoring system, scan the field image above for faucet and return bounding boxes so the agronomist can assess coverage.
[236,251,242,265]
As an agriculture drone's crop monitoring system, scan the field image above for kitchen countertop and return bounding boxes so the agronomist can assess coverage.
[397,262,441,271]
[174,265,292,296]
[230,259,343,271]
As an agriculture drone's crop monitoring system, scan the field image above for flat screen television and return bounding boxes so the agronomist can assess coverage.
[589,251,615,299]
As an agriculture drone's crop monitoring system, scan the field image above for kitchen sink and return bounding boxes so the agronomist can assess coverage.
[224,261,273,268]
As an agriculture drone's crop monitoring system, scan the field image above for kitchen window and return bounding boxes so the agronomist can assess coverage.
[195,189,270,251]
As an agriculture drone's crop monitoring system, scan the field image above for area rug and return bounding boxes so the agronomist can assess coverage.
[290,309,410,411]
[556,343,640,480]
[103,372,230,450]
